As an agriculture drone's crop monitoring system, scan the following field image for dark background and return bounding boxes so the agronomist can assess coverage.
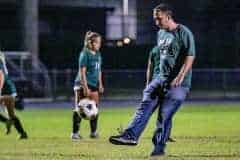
[0,0,239,70]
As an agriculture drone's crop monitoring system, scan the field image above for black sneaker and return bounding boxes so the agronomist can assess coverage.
[167,137,176,142]
[90,132,99,139]
[150,150,165,157]
[150,145,165,157]
[19,132,28,140]
[5,120,13,135]
[71,133,82,140]
[109,133,137,146]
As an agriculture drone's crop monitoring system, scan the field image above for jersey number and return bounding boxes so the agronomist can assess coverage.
[95,62,100,70]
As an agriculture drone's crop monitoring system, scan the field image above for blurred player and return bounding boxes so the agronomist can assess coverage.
[71,31,104,140]
[146,46,175,142]
[109,3,195,157]
[0,51,27,139]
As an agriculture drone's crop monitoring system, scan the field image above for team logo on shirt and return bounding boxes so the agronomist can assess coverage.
[158,34,177,58]
[158,37,175,57]
[158,38,173,46]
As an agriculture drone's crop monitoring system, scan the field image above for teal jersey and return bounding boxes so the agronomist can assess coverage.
[157,24,196,88]
[148,46,160,79]
[0,52,17,95]
[75,49,102,87]
[2,75,17,95]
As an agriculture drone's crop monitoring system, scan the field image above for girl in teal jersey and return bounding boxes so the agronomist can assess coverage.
[0,51,27,139]
[71,31,104,140]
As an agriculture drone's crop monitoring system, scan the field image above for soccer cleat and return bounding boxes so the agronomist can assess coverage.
[109,133,137,146]
[167,137,176,142]
[5,120,13,135]
[90,132,99,139]
[71,133,82,140]
[19,132,28,140]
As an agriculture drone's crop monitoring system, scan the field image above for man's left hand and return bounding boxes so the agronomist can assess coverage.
[171,74,185,87]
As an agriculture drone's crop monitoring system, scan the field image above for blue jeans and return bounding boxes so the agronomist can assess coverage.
[125,77,189,149]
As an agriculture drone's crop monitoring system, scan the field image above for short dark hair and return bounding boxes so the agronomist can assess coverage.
[154,3,174,17]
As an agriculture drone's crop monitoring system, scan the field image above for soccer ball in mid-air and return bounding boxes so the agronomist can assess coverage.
[77,98,98,120]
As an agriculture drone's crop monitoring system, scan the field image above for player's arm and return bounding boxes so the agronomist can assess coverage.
[146,48,155,86]
[146,58,153,86]
[98,56,104,93]
[0,70,4,95]
[80,67,90,96]
[171,29,196,87]
[171,56,194,87]
[79,52,90,96]
[98,71,104,93]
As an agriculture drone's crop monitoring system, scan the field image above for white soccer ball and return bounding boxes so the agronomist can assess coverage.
[78,98,98,120]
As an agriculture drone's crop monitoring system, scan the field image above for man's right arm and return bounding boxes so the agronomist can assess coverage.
[80,67,90,96]
[79,52,90,96]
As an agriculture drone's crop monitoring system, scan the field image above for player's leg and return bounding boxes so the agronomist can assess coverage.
[88,89,99,138]
[158,112,175,142]
[0,112,12,134]
[71,86,83,140]
[0,98,14,135]
[109,78,164,145]
[0,113,8,122]
[15,94,25,111]
[0,110,13,135]
[151,86,189,156]
[157,92,176,143]
[166,119,176,142]
[2,96,27,139]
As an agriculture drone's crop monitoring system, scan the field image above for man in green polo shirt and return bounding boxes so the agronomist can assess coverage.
[109,3,195,157]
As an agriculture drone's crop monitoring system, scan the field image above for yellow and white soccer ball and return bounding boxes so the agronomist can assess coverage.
[77,98,98,120]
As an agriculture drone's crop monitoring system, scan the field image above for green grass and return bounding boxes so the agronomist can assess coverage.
[0,103,240,160]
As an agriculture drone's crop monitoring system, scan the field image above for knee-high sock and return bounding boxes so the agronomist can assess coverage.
[0,114,8,123]
[90,115,98,133]
[12,117,25,134]
[72,111,81,134]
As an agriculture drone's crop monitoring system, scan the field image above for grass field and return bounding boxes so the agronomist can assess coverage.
[0,103,240,160]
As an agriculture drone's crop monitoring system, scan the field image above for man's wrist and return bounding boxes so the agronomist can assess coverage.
[178,72,185,77]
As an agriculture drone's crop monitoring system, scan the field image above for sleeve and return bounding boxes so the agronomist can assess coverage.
[182,29,196,57]
[79,52,88,68]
